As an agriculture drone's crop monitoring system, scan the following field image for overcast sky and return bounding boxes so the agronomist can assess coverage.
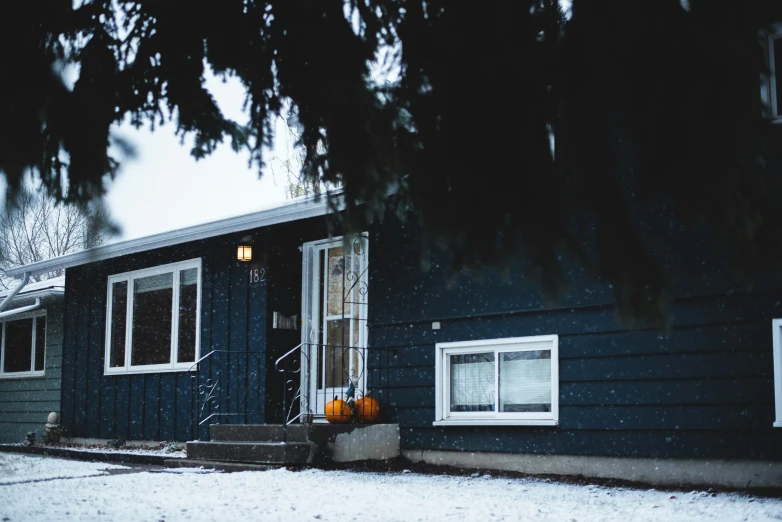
[102,1,574,242]
[105,73,293,242]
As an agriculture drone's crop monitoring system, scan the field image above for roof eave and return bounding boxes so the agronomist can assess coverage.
[6,193,340,279]
[2,288,65,302]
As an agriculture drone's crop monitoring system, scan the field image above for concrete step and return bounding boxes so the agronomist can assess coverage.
[186,441,313,464]
[209,424,309,443]
[164,458,281,472]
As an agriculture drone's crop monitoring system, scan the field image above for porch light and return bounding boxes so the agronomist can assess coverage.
[237,245,253,262]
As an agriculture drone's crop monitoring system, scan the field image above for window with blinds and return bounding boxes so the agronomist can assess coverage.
[435,335,558,425]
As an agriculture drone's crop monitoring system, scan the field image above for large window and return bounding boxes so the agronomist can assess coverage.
[434,335,558,426]
[0,314,46,378]
[105,259,201,374]
[772,319,782,427]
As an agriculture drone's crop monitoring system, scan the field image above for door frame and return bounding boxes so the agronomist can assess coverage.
[300,233,369,419]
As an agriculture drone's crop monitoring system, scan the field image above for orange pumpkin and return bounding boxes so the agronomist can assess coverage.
[325,398,352,423]
[355,395,380,423]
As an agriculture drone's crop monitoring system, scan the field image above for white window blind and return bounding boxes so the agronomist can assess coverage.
[450,353,495,411]
[499,351,551,413]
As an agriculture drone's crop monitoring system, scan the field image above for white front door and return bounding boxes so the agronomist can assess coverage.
[301,234,368,417]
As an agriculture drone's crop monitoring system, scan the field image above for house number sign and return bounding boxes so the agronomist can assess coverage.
[248,264,266,284]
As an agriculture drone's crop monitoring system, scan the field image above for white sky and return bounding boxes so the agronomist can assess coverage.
[105,73,292,241]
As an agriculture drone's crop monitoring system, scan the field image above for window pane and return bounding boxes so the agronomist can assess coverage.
[34,317,46,372]
[450,353,495,412]
[325,319,348,388]
[499,350,551,413]
[3,319,33,373]
[131,272,173,366]
[775,37,782,116]
[110,281,128,368]
[327,246,346,316]
[177,268,198,363]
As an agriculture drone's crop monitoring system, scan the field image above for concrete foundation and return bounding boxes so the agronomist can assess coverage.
[327,424,400,462]
[403,449,782,490]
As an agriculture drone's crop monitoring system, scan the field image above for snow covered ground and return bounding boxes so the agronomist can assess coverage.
[0,453,127,486]
[1,453,781,521]
[46,442,188,459]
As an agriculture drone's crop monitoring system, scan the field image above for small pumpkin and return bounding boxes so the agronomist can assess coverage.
[355,395,381,423]
[325,397,352,424]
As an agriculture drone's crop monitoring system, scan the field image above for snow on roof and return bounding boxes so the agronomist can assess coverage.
[0,275,65,300]
[5,191,342,279]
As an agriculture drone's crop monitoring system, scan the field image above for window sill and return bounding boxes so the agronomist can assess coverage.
[104,366,197,376]
[774,421,782,428]
[0,371,45,380]
[433,419,558,427]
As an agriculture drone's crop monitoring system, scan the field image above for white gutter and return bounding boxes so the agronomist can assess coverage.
[0,272,30,313]
[6,192,342,279]
[0,298,40,319]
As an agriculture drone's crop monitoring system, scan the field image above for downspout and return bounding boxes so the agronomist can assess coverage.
[0,272,30,313]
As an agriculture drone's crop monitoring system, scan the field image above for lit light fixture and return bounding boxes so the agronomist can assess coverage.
[237,244,253,262]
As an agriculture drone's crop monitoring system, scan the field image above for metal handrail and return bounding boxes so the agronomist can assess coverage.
[274,343,305,372]
[275,342,312,440]
[189,349,267,433]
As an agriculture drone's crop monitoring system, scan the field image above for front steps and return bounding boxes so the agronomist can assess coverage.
[186,440,313,464]
[166,423,400,471]
[182,424,314,467]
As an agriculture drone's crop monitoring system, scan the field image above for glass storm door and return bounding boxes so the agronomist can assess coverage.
[301,235,368,418]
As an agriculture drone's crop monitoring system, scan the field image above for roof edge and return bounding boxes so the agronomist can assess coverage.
[7,192,341,278]
[0,287,65,305]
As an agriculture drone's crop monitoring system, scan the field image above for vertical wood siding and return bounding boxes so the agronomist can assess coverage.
[60,236,262,441]
[59,217,329,442]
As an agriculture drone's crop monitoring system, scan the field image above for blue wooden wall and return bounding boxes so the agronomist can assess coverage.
[60,217,330,442]
[59,205,782,458]
[61,233,266,441]
[366,215,782,460]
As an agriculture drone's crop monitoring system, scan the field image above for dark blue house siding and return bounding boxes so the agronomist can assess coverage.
[60,216,331,442]
[58,205,782,458]
[366,216,782,461]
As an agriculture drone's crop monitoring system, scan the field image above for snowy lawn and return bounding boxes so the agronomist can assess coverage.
[45,442,188,459]
[0,453,127,485]
[1,454,781,521]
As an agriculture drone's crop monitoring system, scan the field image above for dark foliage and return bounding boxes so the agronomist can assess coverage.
[2,0,782,327]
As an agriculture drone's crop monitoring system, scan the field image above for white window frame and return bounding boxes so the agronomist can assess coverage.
[772,319,782,427]
[0,311,47,379]
[434,334,559,426]
[104,258,202,375]
[761,24,782,122]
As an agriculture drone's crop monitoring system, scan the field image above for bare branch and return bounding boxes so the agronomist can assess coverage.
[0,189,114,288]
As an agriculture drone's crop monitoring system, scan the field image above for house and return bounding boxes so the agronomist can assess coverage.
[0,276,65,443]
[2,189,781,489]
[1,19,781,488]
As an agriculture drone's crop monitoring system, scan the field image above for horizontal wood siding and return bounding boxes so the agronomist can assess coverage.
[0,298,64,443]
[366,218,782,461]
